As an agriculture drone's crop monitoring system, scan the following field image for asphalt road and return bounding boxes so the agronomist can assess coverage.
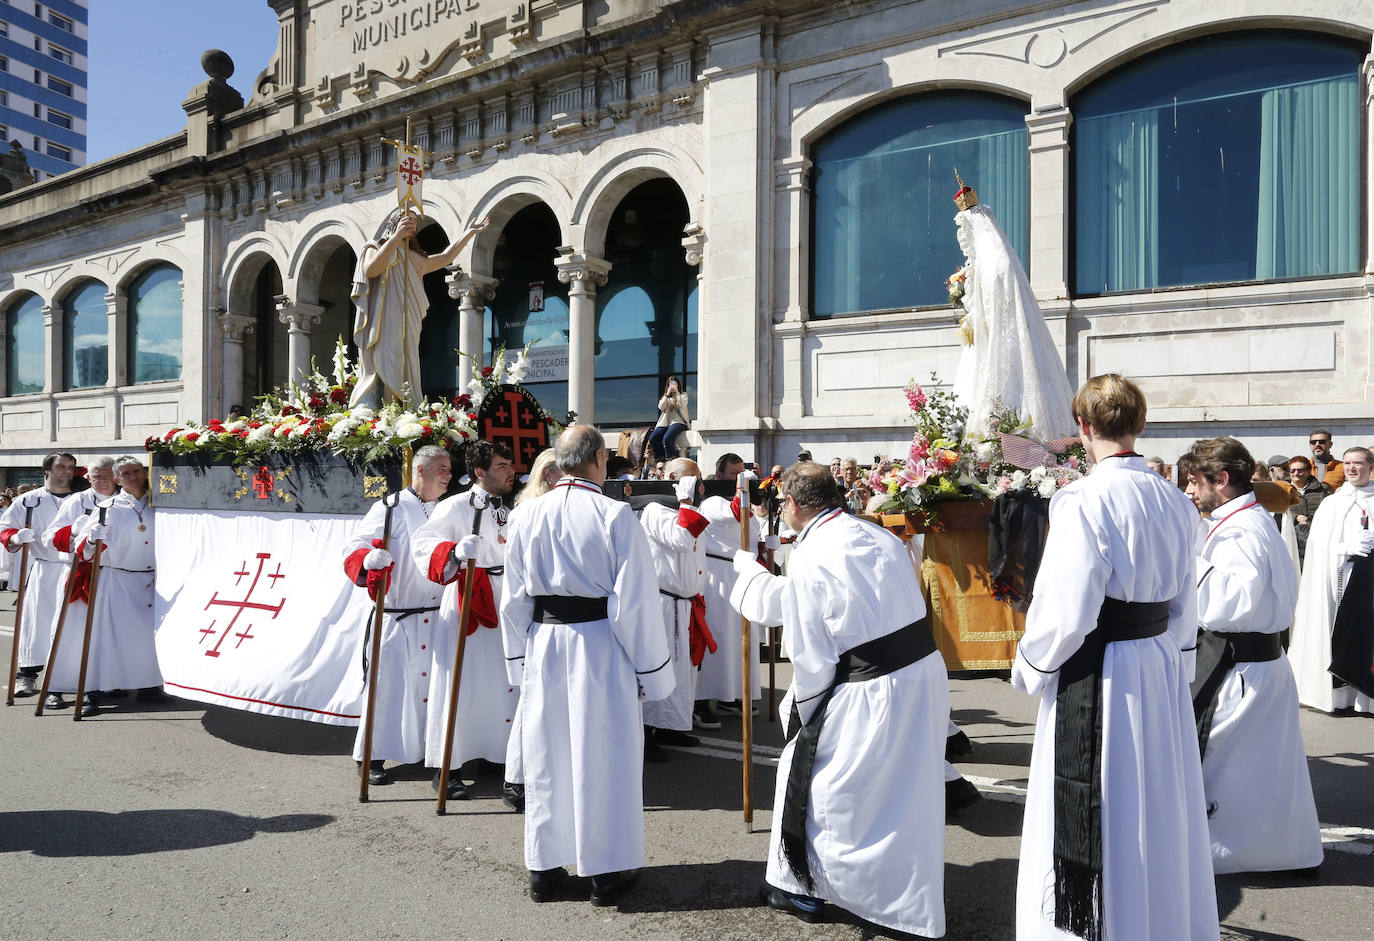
[0,598,1371,940]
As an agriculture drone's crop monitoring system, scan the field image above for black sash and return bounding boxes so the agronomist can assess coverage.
[780,617,936,892]
[484,565,505,578]
[1190,630,1282,759]
[1053,597,1168,941]
[705,552,732,563]
[1329,552,1374,698]
[658,588,692,602]
[384,604,441,619]
[532,594,608,624]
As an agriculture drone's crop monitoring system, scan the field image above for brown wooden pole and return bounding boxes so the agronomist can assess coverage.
[359,496,397,802]
[34,558,80,716]
[73,508,108,722]
[739,476,754,832]
[436,559,478,815]
[5,497,38,706]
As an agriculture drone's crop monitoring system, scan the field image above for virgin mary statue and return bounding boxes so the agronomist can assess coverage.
[949,178,1076,442]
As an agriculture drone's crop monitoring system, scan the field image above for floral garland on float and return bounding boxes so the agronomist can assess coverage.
[145,338,566,463]
[870,374,1086,533]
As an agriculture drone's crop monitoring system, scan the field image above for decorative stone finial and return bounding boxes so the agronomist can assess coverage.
[201,49,235,82]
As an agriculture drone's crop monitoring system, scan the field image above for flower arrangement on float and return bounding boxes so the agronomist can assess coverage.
[145,338,561,463]
[870,374,1086,529]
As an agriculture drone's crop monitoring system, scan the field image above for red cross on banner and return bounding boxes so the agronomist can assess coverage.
[199,552,287,659]
[395,143,424,214]
[478,384,550,474]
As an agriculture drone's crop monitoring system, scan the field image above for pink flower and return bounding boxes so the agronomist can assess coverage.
[996,476,1013,494]
[905,383,928,413]
[1067,455,1080,469]
[908,434,930,463]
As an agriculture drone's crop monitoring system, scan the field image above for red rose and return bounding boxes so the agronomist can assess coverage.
[330,387,348,404]
[481,366,494,378]
[144,436,157,451]
[164,428,180,442]
[466,412,477,422]
[454,393,472,409]
[281,405,299,417]
[459,430,469,439]
[184,432,200,442]
[249,421,262,429]
[421,426,433,438]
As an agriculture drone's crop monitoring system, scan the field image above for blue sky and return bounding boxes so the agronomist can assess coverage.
[87,2,280,162]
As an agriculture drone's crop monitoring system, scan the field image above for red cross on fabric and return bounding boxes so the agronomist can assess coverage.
[252,466,275,500]
[201,552,286,658]
[399,156,423,186]
[501,389,544,467]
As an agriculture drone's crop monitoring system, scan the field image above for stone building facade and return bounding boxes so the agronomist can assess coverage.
[1,0,1372,483]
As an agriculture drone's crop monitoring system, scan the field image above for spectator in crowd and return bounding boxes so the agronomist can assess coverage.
[1268,455,1290,482]
[714,453,746,481]
[1146,457,1168,476]
[797,450,812,463]
[1288,455,1331,565]
[829,457,842,484]
[607,455,635,480]
[647,376,690,462]
[1308,429,1347,489]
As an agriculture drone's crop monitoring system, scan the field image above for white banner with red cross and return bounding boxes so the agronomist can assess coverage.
[153,508,369,726]
[396,143,424,215]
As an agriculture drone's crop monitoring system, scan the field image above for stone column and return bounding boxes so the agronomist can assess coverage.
[218,310,255,414]
[555,252,610,424]
[1026,102,1073,372]
[104,290,128,390]
[274,296,323,383]
[41,302,59,394]
[0,317,8,396]
[446,270,498,392]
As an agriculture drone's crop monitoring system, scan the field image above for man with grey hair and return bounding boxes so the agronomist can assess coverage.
[730,461,948,933]
[341,445,449,786]
[639,457,711,760]
[500,424,672,906]
[57,456,165,715]
[41,456,118,711]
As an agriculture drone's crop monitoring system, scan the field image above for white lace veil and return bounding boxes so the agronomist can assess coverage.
[951,205,1076,442]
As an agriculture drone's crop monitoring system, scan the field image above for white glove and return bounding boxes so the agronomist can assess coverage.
[1342,532,1374,558]
[733,549,761,576]
[84,522,110,544]
[10,528,35,546]
[363,548,393,570]
[453,534,481,561]
[738,469,758,483]
[763,534,781,551]
[675,475,698,504]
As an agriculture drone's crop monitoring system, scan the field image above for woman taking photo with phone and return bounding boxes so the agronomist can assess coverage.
[648,376,690,462]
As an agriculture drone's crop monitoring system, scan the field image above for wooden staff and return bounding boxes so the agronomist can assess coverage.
[739,474,754,832]
[73,505,109,722]
[35,543,83,717]
[359,492,398,802]
[437,494,484,815]
[5,495,39,706]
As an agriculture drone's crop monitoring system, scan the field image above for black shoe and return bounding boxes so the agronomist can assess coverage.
[529,867,573,903]
[945,729,974,760]
[368,761,391,785]
[431,770,469,800]
[946,775,984,818]
[476,758,505,776]
[43,693,67,710]
[80,695,100,718]
[107,689,130,698]
[136,687,173,704]
[590,869,640,907]
[503,780,525,814]
[758,884,824,923]
[693,702,722,730]
[655,729,700,747]
[1294,865,1321,880]
[643,731,670,764]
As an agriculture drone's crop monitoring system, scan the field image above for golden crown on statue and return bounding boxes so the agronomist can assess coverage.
[953,168,979,211]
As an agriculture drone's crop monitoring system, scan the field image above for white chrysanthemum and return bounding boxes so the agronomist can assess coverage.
[351,406,375,422]
[974,441,997,463]
[1037,477,1057,499]
[1029,466,1048,482]
[248,426,273,444]
[396,421,424,439]
[1009,470,1028,490]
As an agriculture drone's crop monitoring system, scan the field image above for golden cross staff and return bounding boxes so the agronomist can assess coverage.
[379,117,435,403]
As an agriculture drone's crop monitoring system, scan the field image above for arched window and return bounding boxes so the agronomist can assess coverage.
[62,280,107,389]
[1073,31,1363,295]
[5,293,44,396]
[127,264,182,383]
[811,92,1030,317]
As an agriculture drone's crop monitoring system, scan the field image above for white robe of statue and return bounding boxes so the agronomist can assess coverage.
[951,204,1076,442]
[350,240,428,407]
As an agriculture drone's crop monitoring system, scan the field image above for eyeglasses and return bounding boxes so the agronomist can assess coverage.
[1310,439,1331,445]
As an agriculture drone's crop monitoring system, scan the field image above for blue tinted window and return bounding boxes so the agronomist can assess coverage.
[128,264,182,383]
[5,293,44,395]
[1074,31,1362,295]
[63,280,107,389]
[811,93,1030,317]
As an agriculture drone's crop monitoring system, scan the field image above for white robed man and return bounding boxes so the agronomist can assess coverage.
[695,452,763,728]
[57,456,167,716]
[0,452,78,696]
[1180,437,1321,875]
[729,461,947,933]
[340,445,449,786]
[638,458,713,761]
[40,457,118,711]
[500,424,673,906]
[1290,445,1374,714]
[1012,375,1218,941]
[411,439,520,801]
[350,212,489,408]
